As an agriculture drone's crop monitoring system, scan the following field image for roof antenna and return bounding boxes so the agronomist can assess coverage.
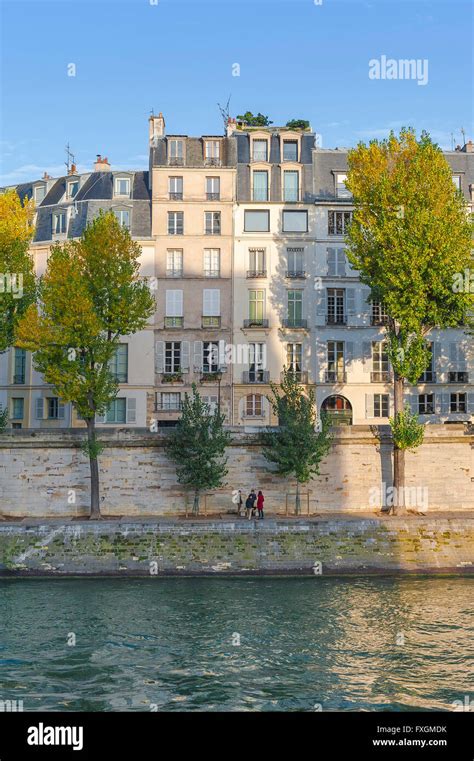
[217,95,231,134]
[65,143,76,174]
[461,127,466,146]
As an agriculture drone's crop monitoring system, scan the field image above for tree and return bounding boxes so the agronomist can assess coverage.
[16,211,154,519]
[262,368,332,514]
[285,119,310,131]
[345,129,473,512]
[236,111,273,127]
[0,189,36,352]
[165,384,231,515]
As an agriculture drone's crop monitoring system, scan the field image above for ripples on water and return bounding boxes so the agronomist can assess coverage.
[0,578,472,711]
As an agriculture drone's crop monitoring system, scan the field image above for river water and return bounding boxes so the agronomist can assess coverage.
[0,577,472,711]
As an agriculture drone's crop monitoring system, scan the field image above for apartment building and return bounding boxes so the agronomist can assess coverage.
[0,157,155,428]
[148,113,237,425]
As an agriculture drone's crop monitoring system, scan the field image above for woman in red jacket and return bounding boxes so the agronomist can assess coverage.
[256,490,264,520]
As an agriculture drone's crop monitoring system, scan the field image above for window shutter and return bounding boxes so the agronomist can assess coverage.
[166,290,183,317]
[365,394,374,418]
[181,341,190,370]
[431,341,440,369]
[467,393,474,414]
[346,288,356,316]
[58,402,65,420]
[218,340,226,368]
[360,287,371,326]
[458,345,467,370]
[440,393,450,414]
[327,248,336,276]
[337,248,346,277]
[409,396,419,415]
[35,398,44,419]
[345,341,354,364]
[362,341,372,373]
[126,397,137,423]
[194,341,203,371]
[315,290,326,325]
[449,342,458,366]
[203,289,220,316]
[156,341,165,373]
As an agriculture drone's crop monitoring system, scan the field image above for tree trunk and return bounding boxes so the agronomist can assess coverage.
[392,375,405,515]
[86,419,101,520]
[295,481,301,516]
[193,490,200,516]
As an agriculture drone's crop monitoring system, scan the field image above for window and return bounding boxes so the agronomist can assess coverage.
[287,247,304,276]
[248,343,266,382]
[206,177,220,200]
[109,344,128,383]
[202,395,218,415]
[13,348,26,384]
[164,342,181,373]
[327,341,345,382]
[450,393,467,413]
[372,302,389,325]
[335,173,351,198]
[244,210,270,232]
[419,343,435,382]
[203,289,220,326]
[159,392,181,411]
[252,140,268,162]
[168,211,184,235]
[287,343,302,375]
[169,139,184,163]
[204,140,220,161]
[287,290,303,326]
[34,185,46,203]
[47,397,64,419]
[52,212,67,235]
[67,180,79,199]
[372,342,389,382]
[252,171,268,201]
[114,209,130,228]
[283,171,299,202]
[165,289,183,327]
[205,211,221,235]
[169,177,183,200]
[283,141,298,162]
[452,175,462,191]
[418,394,434,415]
[246,394,263,417]
[248,290,265,322]
[106,398,126,423]
[12,398,24,420]
[248,248,266,276]
[374,394,389,417]
[282,210,307,232]
[328,211,353,235]
[327,248,346,277]
[115,178,130,197]
[203,342,219,373]
[166,249,183,277]
[327,288,345,324]
[203,249,220,278]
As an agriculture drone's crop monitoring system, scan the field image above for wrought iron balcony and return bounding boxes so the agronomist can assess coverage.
[448,371,469,383]
[247,270,267,278]
[242,370,270,384]
[204,270,220,278]
[166,269,183,279]
[243,319,269,329]
[202,316,221,328]
[326,314,347,325]
[371,371,392,383]
[281,370,308,384]
[155,401,183,411]
[204,157,222,167]
[325,371,347,383]
[206,192,220,201]
[13,374,25,385]
[168,157,184,166]
[164,317,184,328]
[282,318,308,329]
[160,371,185,384]
[251,151,268,162]
[169,192,183,201]
[285,271,306,279]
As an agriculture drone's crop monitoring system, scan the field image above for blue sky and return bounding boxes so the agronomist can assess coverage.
[1,0,472,184]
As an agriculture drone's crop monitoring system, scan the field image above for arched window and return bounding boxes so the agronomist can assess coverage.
[321,395,353,425]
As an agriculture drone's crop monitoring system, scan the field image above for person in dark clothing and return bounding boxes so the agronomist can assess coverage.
[245,489,257,519]
[257,490,264,520]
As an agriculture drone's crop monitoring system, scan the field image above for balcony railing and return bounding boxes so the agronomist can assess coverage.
[282,318,308,329]
[285,270,306,279]
[204,157,221,167]
[202,316,221,328]
[166,269,183,278]
[247,270,267,278]
[164,316,184,328]
[371,371,392,383]
[169,192,183,201]
[325,371,347,383]
[155,401,183,411]
[13,374,25,385]
[252,151,268,162]
[242,370,270,384]
[243,319,269,329]
[168,157,184,166]
[161,371,185,384]
[206,192,220,201]
[448,371,469,383]
[418,371,437,383]
[282,370,308,384]
[326,314,347,325]
[204,270,220,278]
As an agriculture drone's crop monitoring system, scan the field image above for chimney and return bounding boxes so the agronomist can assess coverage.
[68,163,78,176]
[149,112,165,145]
[461,140,473,153]
[42,171,52,180]
[226,117,237,137]
[94,154,111,172]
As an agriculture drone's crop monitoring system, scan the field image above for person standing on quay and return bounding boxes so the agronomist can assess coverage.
[257,490,265,520]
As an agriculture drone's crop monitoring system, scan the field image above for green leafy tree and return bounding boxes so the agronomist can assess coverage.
[16,211,155,519]
[236,111,273,127]
[165,384,231,515]
[0,189,36,352]
[262,368,332,514]
[345,129,473,512]
[285,119,310,130]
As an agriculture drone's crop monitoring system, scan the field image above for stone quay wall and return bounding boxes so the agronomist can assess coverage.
[0,425,472,518]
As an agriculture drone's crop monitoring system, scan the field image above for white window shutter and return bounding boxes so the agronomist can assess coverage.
[362,341,372,373]
[181,341,190,370]
[218,340,226,368]
[126,397,137,423]
[315,290,326,325]
[449,342,458,366]
[345,341,354,364]
[35,398,44,419]
[365,394,374,418]
[327,248,336,276]
[346,288,356,316]
[156,341,165,373]
[467,393,474,414]
[440,393,450,414]
[194,341,203,371]
[337,248,346,276]
[458,345,467,370]
[58,402,65,420]
[166,290,183,317]
[360,287,371,325]
[203,289,220,316]
[409,396,419,415]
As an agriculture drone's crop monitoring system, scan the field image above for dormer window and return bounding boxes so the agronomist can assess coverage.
[452,174,462,191]
[114,177,131,197]
[52,211,67,235]
[114,208,130,229]
[252,139,268,162]
[282,141,298,162]
[335,172,351,198]
[205,141,220,159]
[34,184,46,203]
[169,139,184,165]
[67,180,79,199]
